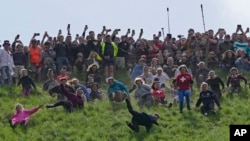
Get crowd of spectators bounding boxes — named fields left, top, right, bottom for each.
left=1, top=24, right=249, bottom=116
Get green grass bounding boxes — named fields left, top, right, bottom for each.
left=1, top=69, right=250, bottom=141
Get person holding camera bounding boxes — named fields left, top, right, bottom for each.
left=53, top=34, right=71, bottom=74
left=40, top=41, right=56, bottom=81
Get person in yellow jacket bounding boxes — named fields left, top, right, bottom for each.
left=100, top=35, right=118, bottom=78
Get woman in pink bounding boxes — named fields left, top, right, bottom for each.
left=9, top=104, right=43, bottom=128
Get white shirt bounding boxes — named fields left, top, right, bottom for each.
left=0, top=48, right=15, bottom=69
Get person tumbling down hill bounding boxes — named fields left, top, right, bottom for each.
left=196, top=82, right=222, bottom=116
left=107, top=77, right=129, bottom=102
left=125, top=98, right=159, bottom=133
left=46, top=77, right=85, bottom=113
left=9, top=104, right=43, bottom=128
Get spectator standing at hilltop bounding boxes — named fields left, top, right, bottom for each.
left=100, top=35, right=118, bottom=78
left=218, top=35, right=233, bottom=57
left=0, top=40, right=15, bottom=85
left=12, top=43, right=27, bottom=85
left=29, top=34, right=42, bottom=81
left=53, top=34, right=71, bottom=73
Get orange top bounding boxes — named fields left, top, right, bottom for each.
left=29, top=46, right=41, bottom=64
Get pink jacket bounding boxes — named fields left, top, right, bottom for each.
left=11, top=107, right=39, bottom=125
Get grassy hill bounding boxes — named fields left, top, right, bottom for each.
left=0, top=69, right=250, bottom=141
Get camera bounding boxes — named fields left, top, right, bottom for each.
left=106, top=29, right=111, bottom=32
left=237, top=24, right=241, bottom=28
left=177, top=35, right=183, bottom=38
left=167, top=34, right=172, bottom=39
left=117, top=29, right=121, bottom=31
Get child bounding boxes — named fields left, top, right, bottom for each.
left=18, top=69, right=36, bottom=96
left=151, top=78, right=172, bottom=108
left=196, top=82, right=222, bottom=116
left=9, top=104, right=43, bottom=128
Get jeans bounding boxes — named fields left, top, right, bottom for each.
left=178, top=89, right=190, bottom=112
left=56, top=57, right=70, bottom=73
left=0, top=66, right=12, bottom=85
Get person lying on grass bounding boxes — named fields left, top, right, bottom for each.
left=46, top=77, right=85, bottom=112
left=9, top=103, right=43, bottom=128
left=125, top=98, right=159, bottom=133
left=196, top=82, right=222, bottom=116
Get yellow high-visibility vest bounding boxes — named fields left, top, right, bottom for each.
left=100, top=42, right=118, bottom=56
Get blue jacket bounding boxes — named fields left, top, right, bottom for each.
left=75, top=84, right=90, bottom=101
left=108, top=80, right=129, bottom=96
left=131, top=65, right=143, bottom=81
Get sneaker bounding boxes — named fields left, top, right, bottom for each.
left=187, top=105, right=191, bottom=110
left=204, top=113, right=208, bottom=116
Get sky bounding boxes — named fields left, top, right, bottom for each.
left=1, top=0, right=250, bottom=45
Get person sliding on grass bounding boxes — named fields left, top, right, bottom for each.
left=125, top=98, right=159, bottom=133
left=196, top=82, right=222, bottom=116
left=46, top=77, right=85, bottom=112
left=9, top=103, right=43, bottom=128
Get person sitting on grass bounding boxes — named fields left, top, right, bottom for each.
left=46, top=78, right=85, bottom=113
left=196, top=82, right=222, bottom=116
left=134, top=77, right=153, bottom=109
left=18, top=69, right=36, bottom=96
left=125, top=98, right=159, bottom=133
left=85, top=63, right=101, bottom=85
left=226, top=67, right=247, bottom=94
left=43, top=68, right=58, bottom=91
left=9, top=103, right=43, bottom=128
left=151, top=78, right=172, bottom=108
left=56, top=66, right=70, bottom=83
left=107, top=77, right=129, bottom=102
left=70, top=78, right=90, bottom=101
left=89, top=83, right=105, bottom=102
